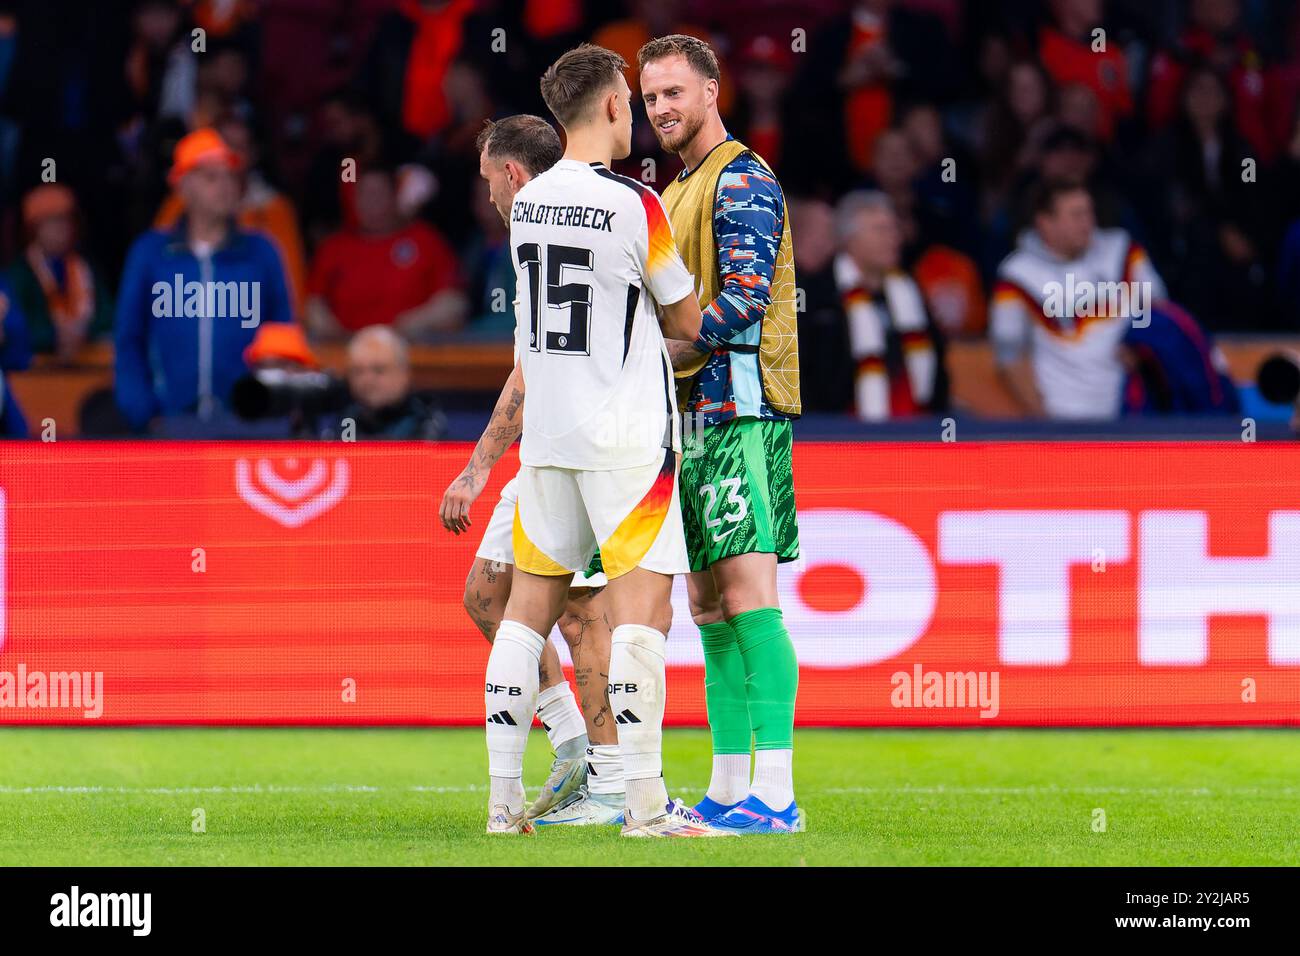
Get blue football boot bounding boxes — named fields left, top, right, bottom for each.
left=710, top=795, right=806, bottom=834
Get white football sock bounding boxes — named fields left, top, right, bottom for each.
left=608, top=624, right=669, bottom=821
left=489, top=774, right=525, bottom=812
left=485, top=620, right=544, bottom=813
left=749, top=749, right=794, bottom=810
left=706, top=753, right=750, bottom=806
left=584, top=744, right=625, bottom=796
left=536, top=681, right=588, bottom=758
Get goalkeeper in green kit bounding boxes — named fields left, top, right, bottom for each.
left=638, top=34, right=804, bottom=833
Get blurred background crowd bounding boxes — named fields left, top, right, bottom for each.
left=1, top=0, right=1300, bottom=438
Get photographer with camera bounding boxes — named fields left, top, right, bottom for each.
left=320, top=326, right=446, bottom=441
left=230, top=323, right=346, bottom=437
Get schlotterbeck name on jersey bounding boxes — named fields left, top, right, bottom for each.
left=511, top=200, right=616, bottom=231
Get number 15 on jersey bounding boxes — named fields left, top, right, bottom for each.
left=516, top=242, right=595, bottom=356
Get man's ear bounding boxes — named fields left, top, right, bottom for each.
left=606, top=88, right=621, bottom=124
left=704, top=77, right=719, bottom=109
left=504, top=159, right=523, bottom=188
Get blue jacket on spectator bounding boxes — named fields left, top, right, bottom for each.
left=0, top=275, right=31, bottom=438
left=1, top=274, right=31, bottom=373
left=1122, top=301, right=1239, bottom=415
left=0, top=371, right=28, bottom=438
left=114, top=219, right=291, bottom=430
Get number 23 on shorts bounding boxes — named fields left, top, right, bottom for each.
left=700, top=477, right=748, bottom=544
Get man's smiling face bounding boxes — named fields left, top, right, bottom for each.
left=640, top=53, right=712, bottom=154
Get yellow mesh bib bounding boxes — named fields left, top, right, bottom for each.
left=661, top=139, right=801, bottom=417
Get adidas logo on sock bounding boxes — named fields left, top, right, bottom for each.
left=614, top=709, right=640, bottom=725
left=487, top=710, right=517, bottom=726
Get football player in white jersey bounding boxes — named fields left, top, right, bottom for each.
left=440, top=115, right=626, bottom=832
left=483, top=43, right=723, bottom=837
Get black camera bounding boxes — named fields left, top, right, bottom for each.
left=230, top=368, right=349, bottom=435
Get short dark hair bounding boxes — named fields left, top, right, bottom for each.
left=539, top=43, right=627, bottom=127
left=637, top=34, right=721, bottom=83
left=1030, top=178, right=1089, bottom=218
left=476, top=115, right=563, bottom=177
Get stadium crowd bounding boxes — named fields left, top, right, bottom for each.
left=1, top=0, right=1298, bottom=436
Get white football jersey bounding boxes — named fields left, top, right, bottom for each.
left=992, top=228, right=1167, bottom=420
left=509, top=159, right=695, bottom=470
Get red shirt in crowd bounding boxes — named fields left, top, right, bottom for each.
left=1039, top=26, right=1133, bottom=141
left=309, top=221, right=460, bottom=331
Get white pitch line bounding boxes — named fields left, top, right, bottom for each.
left=0, top=784, right=478, bottom=795
left=0, top=784, right=1296, bottom=797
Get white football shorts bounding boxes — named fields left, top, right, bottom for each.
left=475, top=475, right=611, bottom=588
left=512, top=449, right=688, bottom=581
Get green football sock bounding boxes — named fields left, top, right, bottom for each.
left=729, top=607, right=798, bottom=751
left=699, top=620, right=752, bottom=755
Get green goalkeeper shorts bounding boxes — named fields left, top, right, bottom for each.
left=679, top=416, right=800, bottom=572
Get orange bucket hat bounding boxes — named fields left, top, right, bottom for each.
left=243, top=323, right=319, bottom=369
left=168, top=128, right=243, bottom=185
left=22, top=184, right=76, bottom=227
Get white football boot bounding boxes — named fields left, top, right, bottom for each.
left=621, top=798, right=736, bottom=838
left=486, top=803, right=535, bottom=835
left=524, top=754, right=587, bottom=821
left=534, top=786, right=625, bottom=827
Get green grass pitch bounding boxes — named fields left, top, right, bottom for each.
left=1, top=727, right=1296, bottom=866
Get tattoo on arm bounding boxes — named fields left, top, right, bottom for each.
left=665, top=338, right=706, bottom=372
left=462, top=376, right=525, bottom=483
